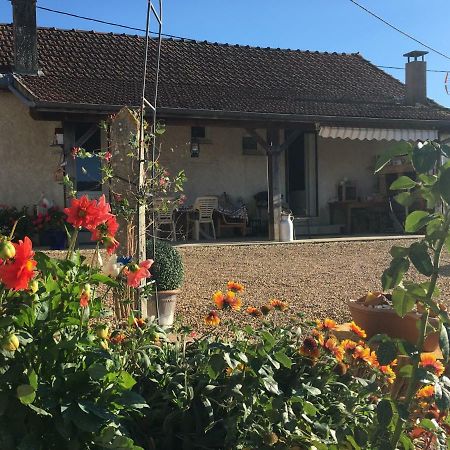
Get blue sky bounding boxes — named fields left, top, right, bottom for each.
left=2, top=0, right=450, bottom=107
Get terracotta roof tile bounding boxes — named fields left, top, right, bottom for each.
left=1, top=24, right=449, bottom=121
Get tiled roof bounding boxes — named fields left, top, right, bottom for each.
left=1, top=24, right=450, bottom=122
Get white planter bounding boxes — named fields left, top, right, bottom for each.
left=145, top=290, right=179, bottom=326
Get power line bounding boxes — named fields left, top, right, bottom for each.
left=348, top=0, right=450, bottom=61
left=36, top=5, right=193, bottom=41
left=33, top=2, right=450, bottom=74
left=377, top=65, right=449, bottom=74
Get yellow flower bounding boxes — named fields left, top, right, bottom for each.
left=204, top=310, right=220, bottom=326
left=269, top=299, right=288, bottom=311
left=349, top=321, right=367, bottom=339
left=380, top=365, right=396, bottom=384
left=316, top=318, right=337, bottom=331
left=341, top=339, right=357, bottom=351
left=416, top=385, right=434, bottom=399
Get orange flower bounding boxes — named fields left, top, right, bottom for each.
left=205, top=310, right=220, bottom=326
left=110, top=332, right=126, bottom=345
left=64, top=194, right=112, bottom=230
left=420, top=353, right=445, bottom=377
left=353, top=345, right=371, bottom=361
left=246, top=306, right=262, bottom=317
left=227, top=281, right=244, bottom=293
left=410, top=427, right=426, bottom=440
left=349, top=321, right=367, bottom=339
left=269, top=299, right=288, bottom=311
left=366, top=350, right=379, bottom=368
left=380, top=365, right=396, bottom=384
left=214, top=291, right=241, bottom=310
left=341, top=339, right=357, bottom=351
left=299, top=336, right=320, bottom=359
left=133, top=317, right=146, bottom=328
left=324, top=337, right=344, bottom=361
left=213, top=291, right=225, bottom=308
left=316, top=318, right=337, bottom=331
left=416, top=385, right=434, bottom=399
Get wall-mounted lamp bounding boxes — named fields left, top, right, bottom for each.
left=51, top=127, right=64, bottom=147
left=190, top=139, right=200, bottom=158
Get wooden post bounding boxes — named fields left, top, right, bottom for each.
left=110, top=108, right=144, bottom=318
left=267, top=128, right=282, bottom=241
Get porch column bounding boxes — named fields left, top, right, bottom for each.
left=267, top=128, right=282, bottom=241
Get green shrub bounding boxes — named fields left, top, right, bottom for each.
left=147, top=239, right=184, bottom=291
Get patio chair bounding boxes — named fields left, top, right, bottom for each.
left=188, top=196, right=218, bottom=240
left=153, top=198, right=177, bottom=241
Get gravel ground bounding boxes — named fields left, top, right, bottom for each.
left=46, top=238, right=450, bottom=332
left=175, top=238, right=450, bottom=331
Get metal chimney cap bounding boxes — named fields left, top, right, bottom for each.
left=403, top=50, right=428, bottom=61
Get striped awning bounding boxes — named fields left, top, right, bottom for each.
left=319, top=126, right=438, bottom=142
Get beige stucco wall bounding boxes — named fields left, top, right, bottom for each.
left=0, top=92, right=63, bottom=209
left=158, top=125, right=283, bottom=216
left=317, top=137, right=392, bottom=224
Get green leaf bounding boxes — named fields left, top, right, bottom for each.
left=116, top=371, right=136, bottom=390
left=375, top=142, right=412, bottom=173
left=90, top=273, right=120, bottom=287
left=392, top=287, right=416, bottom=318
left=390, top=176, right=417, bottom=190
left=440, top=166, right=450, bottom=205
left=409, top=242, right=433, bottom=276
left=302, top=383, right=321, bottom=396
left=274, top=351, right=292, bottom=369
left=377, top=340, right=398, bottom=365
left=263, top=376, right=280, bottom=394
left=377, top=399, right=393, bottom=427
left=439, top=325, right=450, bottom=363
left=303, top=400, right=318, bottom=416
left=382, top=258, right=409, bottom=290
left=394, top=192, right=414, bottom=207
left=16, top=384, right=36, bottom=405
left=412, top=142, right=438, bottom=173
left=208, top=354, right=225, bottom=380
left=88, top=363, right=108, bottom=380
left=405, top=211, right=433, bottom=233
left=28, top=370, right=38, bottom=390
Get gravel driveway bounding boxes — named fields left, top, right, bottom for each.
left=175, top=238, right=450, bottom=331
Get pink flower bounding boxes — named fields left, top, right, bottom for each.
left=124, top=260, right=153, bottom=287
left=104, top=151, right=112, bottom=162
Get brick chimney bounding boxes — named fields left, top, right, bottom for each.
left=403, top=50, right=428, bottom=105
left=12, top=0, right=38, bottom=75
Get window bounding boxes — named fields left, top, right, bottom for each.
left=191, top=126, right=206, bottom=139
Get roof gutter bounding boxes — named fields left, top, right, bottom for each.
left=27, top=103, right=450, bottom=129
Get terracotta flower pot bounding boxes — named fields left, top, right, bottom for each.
left=145, top=290, right=180, bottom=326
left=348, top=300, right=440, bottom=352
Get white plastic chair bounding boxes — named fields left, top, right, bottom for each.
left=189, top=196, right=218, bottom=240
left=153, top=198, right=177, bottom=241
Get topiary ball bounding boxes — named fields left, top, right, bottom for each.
left=147, top=239, right=184, bottom=291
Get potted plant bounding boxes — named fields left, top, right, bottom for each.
left=33, top=206, right=67, bottom=249
left=348, top=291, right=440, bottom=352
left=145, top=238, right=184, bottom=326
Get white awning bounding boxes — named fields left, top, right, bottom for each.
left=319, top=126, right=438, bottom=142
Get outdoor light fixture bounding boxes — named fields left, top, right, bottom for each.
left=190, top=139, right=200, bottom=158
left=51, top=128, right=64, bottom=147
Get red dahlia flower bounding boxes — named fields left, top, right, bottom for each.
left=91, top=216, right=119, bottom=254
left=64, top=195, right=112, bottom=230
left=124, top=260, right=153, bottom=287
left=0, top=237, right=36, bottom=291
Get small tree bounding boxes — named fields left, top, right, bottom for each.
left=373, top=140, right=450, bottom=448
